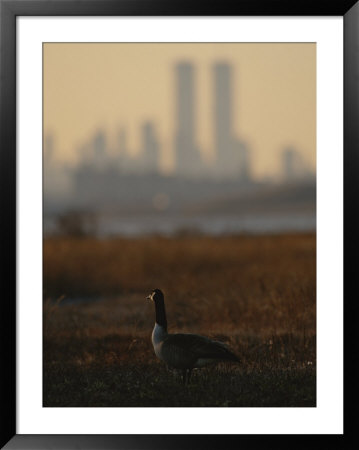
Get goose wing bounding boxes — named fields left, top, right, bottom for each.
left=162, top=333, right=239, bottom=367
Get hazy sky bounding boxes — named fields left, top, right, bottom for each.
left=44, top=43, right=316, bottom=179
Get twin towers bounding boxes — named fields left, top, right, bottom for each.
left=175, top=62, right=250, bottom=180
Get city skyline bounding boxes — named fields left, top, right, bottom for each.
left=45, top=119, right=312, bottom=183
left=44, top=43, right=316, bottom=180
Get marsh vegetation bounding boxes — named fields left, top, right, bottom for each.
left=43, top=233, right=316, bottom=407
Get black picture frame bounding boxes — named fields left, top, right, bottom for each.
left=1, top=0, right=357, bottom=448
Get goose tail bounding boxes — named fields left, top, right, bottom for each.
left=222, top=348, right=241, bottom=364
left=210, top=340, right=241, bottom=364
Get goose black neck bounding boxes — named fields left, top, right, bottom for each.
left=154, top=298, right=167, bottom=330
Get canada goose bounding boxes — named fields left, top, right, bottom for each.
left=147, top=288, right=240, bottom=384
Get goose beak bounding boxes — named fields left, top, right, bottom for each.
left=146, top=294, right=152, bottom=301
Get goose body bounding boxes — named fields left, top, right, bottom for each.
left=148, top=289, right=240, bottom=383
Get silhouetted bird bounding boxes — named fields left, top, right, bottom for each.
left=147, top=288, right=240, bottom=384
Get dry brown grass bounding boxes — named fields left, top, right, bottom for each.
left=43, top=233, right=316, bottom=407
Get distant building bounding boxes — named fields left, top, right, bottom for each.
left=213, top=63, right=234, bottom=177
left=141, top=121, right=160, bottom=174
left=232, top=138, right=251, bottom=182
left=91, top=130, right=108, bottom=170
left=174, top=62, right=202, bottom=177
left=282, top=146, right=313, bottom=181
left=117, top=127, right=132, bottom=173
left=43, top=133, right=72, bottom=202
left=44, top=133, right=54, bottom=159
left=118, top=127, right=127, bottom=156
left=213, top=62, right=251, bottom=182
left=283, top=147, right=296, bottom=180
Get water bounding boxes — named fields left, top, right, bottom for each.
left=44, top=211, right=316, bottom=237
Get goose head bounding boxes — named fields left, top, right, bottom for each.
left=147, top=288, right=167, bottom=330
left=147, top=288, right=164, bottom=303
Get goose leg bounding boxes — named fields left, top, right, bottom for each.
left=182, top=369, right=187, bottom=385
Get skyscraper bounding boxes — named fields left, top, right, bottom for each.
left=92, top=130, right=107, bottom=170
left=233, top=138, right=251, bottom=182
left=44, top=133, right=54, bottom=159
left=174, top=62, right=202, bottom=177
left=282, top=146, right=311, bottom=181
left=117, top=127, right=130, bottom=173
left=141, top=121, right=160, bottom=174
left=213, top=62, right=234, bottom=177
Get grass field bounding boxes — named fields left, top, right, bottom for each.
left=43, top=233, right=316, bottom=407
